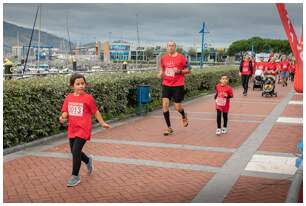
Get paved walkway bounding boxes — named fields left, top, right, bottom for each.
left=3, top=81, right=303, bottom=203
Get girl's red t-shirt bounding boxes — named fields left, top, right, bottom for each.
left=61, top=92, right=97, bottom=140
left=265, top=62, right=277, bottom=76
left=215, top=83, right=233, bottom=113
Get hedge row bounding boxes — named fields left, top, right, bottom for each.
left=4, top=66, right=240, bottom=148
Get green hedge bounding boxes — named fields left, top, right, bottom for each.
left=3, top=66, right=239, bottom=148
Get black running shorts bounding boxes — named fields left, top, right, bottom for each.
left=162, top=85, right=185, bottom=103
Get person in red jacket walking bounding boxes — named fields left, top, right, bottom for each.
left=215, top=75, right=234, bottom=135
left=60, top=73, right=110, bottom=187
left=239, top=55, right=253, bottom=96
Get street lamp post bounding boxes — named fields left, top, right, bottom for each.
left=199, top=21, right=209, bottom=69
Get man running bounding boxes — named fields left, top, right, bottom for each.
left=159, top=41, right=191, bottom=136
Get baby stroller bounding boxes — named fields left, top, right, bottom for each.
left=262, top=75, right=277, bottom=97
left=253, top=70, right=264, bottom=90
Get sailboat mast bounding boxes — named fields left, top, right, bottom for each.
left=23, top=5, right=39, bottom=73
left=37, top=4, right=41, bottom=70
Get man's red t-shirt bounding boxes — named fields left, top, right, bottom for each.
left=61, top=92, right=97, bottom=140
left=280, top=61, right=290, bottom=72
left=265, top=62, right=277, bottom=76
left=160, top=53, right=187, bottom=86
left=215, top=83, right=233, bottom=113
left=255, top=62, right=266, bottom=71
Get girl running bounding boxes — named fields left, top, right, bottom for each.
left=59, top=73, right=110, bottom=187
left=215, top=75, right=234, bottom=136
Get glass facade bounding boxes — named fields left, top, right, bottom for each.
left=110, top=44, right=130, bottom=61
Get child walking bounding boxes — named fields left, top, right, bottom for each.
left=59, top=73, right=110, bottom=187
left=214, top=75, right=234, bottom=136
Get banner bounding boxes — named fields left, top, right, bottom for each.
left=276, top=3, right=303, bottom=93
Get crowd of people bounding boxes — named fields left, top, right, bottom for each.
left=242, top=53, right=296, bottom=92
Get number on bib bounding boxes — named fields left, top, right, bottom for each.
left=68, top=102, right=84, bottom=117
left=216, top=97, right=226, bottom=106
left=242, top=67, right=249, bottom=73
left=165, top=68, right=176, bottom=77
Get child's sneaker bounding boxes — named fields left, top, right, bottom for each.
left=221, top=128, right=227, bottom=134
left=67, top=175, right=80, bottom=187
left=216, top=128, right=222, bottom=136
left=86, top=155, right=94, bottom=176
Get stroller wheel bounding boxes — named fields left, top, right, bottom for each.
left=274, top=92, right=277, bottom=97
left=262, top=92, right=264, bottom=97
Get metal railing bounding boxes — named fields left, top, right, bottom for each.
left=3, top=67, right=159, bottom=80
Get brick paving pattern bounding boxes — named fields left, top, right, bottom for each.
left=3, top=82, right=302, bottom=203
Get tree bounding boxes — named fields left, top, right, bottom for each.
left=187, top=47, right=197, bottom=57
left=144, top=47, right=154, bottom=61
left=217, top=49, right=225, bottom=62
left=204, top=50, right=210, bottom=61
left=176, top=47, right=184, bottom=54
left=227, top=36, right=291, bottom=56
left=159, top=47, right=167, bottom=56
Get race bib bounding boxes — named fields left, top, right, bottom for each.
left=68, top=102, right=84, bottom=117
left=242, top=67, right=249, bottom=73
left=165, top=67, right=176, bottom=77
left=216, top=97, right=226, bottom=106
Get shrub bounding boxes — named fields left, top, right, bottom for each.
left=3, top=66, right=239, bottom=148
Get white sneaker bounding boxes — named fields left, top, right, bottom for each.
left=216, top=128, right=222, bottom=136
left=222, top=128, right=227, bottom=134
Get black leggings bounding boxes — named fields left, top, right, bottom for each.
left=290, top=73, right=295, bottom=82
left=241, top=75, right=250, bottom=93
left=69, top=137, right=89, bottom=176
left=217, top=110, right=228, bottom=129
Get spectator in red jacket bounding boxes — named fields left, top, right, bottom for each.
left=239, top=55, right=253, bottom=96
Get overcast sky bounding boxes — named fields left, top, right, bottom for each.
left=3, top=3, right=303, bottom=48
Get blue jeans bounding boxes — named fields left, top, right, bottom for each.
left=281, top=71, right=289, bottom=78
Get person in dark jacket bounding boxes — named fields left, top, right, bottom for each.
left=239, top=55, right=253, bottom=96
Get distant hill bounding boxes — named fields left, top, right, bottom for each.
left=3, top=21, right=74, bottom=55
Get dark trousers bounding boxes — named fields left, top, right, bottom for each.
left=217, top=110, right=228, bottom=129
left=69, top=137, right=89, bottom=176
left=241, top=75, right=250, bottom=94
left=290, top=73, right=295, bottom=82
